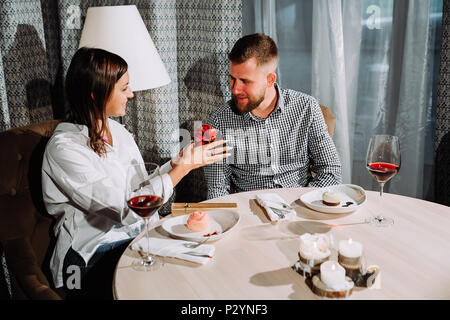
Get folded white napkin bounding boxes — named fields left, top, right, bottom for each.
left=131, top=237, right=215, bottom=264
left=256, top=193, right=296, bottom=221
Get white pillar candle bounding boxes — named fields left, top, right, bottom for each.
left=339, top=238, right=363, bottom=258
left=320, top=261, right=346, bottom=289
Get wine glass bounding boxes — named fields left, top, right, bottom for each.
left=365, top=135, right=401, bottom=227
left=125, top=162, right=165, bottom=271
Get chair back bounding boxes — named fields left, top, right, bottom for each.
left=319, top=105, right=335, bottom=137
left=0, top=120, right=63, bottom=299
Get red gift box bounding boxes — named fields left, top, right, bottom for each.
left=194, top=124, right=218, bottom=146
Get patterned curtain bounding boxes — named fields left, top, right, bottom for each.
left=435, top=0, right=450, bottom=205
left=173, top=1, right=241, bottom=202
left=0, top=0, right=242, bottom=207
left=0, top=1, right=58, bottom=129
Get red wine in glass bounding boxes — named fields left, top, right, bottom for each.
left=365, top=135, right=401, bottom=227
left=367, top=162, right=400, bottom=184
left=127, top=195, right=163, bottom=218
left=125, top=162, right=165, bottom=271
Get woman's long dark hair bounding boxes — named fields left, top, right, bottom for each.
left=65, top=47, right=128, bottom=156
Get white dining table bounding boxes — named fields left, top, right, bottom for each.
left=113, top=187, right=450, bottom=300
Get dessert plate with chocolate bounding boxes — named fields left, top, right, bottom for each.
left=300, top=184, right=366, bottom=214
left=161, top=210, right=240, bottom=241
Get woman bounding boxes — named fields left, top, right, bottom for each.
left=41, top=47, right=228, bottom=299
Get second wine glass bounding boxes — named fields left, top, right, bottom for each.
left=365, top=135, right=401, bottom=227
left=126, top=162, right=165, bottom=271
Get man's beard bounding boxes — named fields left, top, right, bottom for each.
left=233, top=91, right=265, bottom=114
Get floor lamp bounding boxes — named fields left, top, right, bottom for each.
left=78, top=5, right=171, bottom=123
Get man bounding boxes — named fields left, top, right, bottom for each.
left=204, top=33, right=341, bottom=199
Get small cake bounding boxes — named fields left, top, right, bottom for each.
left=322, top=191, right=341, bottom=206
left=186, top=210, right=210, bottom=232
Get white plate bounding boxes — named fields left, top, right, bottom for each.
left=300, top=184, right=366, bottom=214
left=161, top=210, right=240, bottom=241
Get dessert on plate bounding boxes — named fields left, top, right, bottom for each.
left=186, top=210, right=210, bottom=232
left=322, top=191, right=342, bottom=206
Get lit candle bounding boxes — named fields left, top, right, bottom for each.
left=320, top=261, right=346, bottom=289
left=338, top=238, right=363, bottom=258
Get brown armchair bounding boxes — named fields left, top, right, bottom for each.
left=0, top=120, right=63, bottom=299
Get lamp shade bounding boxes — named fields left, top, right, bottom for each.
left=79, top=5, right=170, bottom=91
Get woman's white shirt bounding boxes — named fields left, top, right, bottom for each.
left=42, top=118, right=173, bottom=288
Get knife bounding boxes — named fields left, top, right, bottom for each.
left=183, top=251, right=213, bottom=258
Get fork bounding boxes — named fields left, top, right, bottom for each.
left=183, top=238, right=208, bottom=249
left=266, top=205, right=292, bottom=213
left=272, top=201, right=293, bottom=211
left=271, top=207, right=286, bottom=219
left=264, top=200, right=293, bottom=212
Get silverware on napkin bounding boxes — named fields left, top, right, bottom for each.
left=267, top=201, right=294, bottom=211
left=270, top=207, right=286, bottom=219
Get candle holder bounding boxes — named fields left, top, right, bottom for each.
left=338, top=253, right=362, bottom=280
left=292, top=256, right=355, bottom=298
left=338, top=253, right=380, bottom=288
left=294, top=236, right=381, bottom=296
left=293, top=252, right=329, bottom=278
left=310, top=275, right=354, bottom=299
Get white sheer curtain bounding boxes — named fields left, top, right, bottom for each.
left=243, top=0, right=442, bottom=200
left=390, top=1, right=441, bottom=197
left=311, top=0, right=362, bottom=184
left=252, top=0, right=281, bottom=82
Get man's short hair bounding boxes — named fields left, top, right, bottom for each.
left=228, top=33, right=278, bottom=66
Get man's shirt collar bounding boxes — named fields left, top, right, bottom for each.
left=245, top=83, right=283, bottom=123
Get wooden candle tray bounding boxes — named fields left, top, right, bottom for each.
left=311, top=275, right=354, bottom=298
left=293, top=259, right=381, bottom=298
left=292, top=262, right=354, bottom=298
left=341, top=264, right=381, bottom=288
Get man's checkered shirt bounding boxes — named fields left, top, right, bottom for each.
left=204, top=84, right=342, bottom=199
